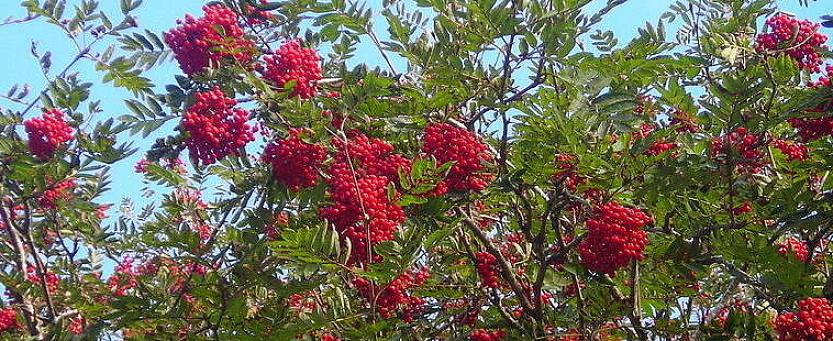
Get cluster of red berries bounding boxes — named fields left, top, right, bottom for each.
left=287, top=291, right=317, bottom=315
left=578, top=202, right=651, bottom=275
left=320, top=333, right=342, bottom=341
left=644, top=140, right=678, bottom=157
left=352, top=268, right=429, bottom=321
left=773, top=139, right=809, bottom=161
left=0, top=308, right=17, bottom=333
left=774, top=297, right=833, bottom=340
left=732, top=201, right=753, bottom=215
left=632, top=123, right=678, bottom=157
left=778, top=237, right=810, bottom=262
left=709, top=128, right=766, bottom=173
left=320, top=132, right=410, bottom=264
left=553, top=154, right=584, bottom=192
left=164, top=5, right=255, bottom=75
left=421, top=123, right=492, bottom=194
left=26, top=267, right=60, bottom=292
left=757, top=14, right=828, bottom=73
left=24, top=108, right=73, bottom=160
left=470, top=329, right=506, bottom=341
left=261, top=40, right=323, bottom=99
left=38, top=178, right=75, bottom=209
left=67, top=315, right=85, bottom=335
left=474, top=252, right=501, bottom=288
left=789, top=66, right=833, bottom=141
left=107, top=258, right=139, bottom=297
left=262, top=129, right=326, bottom=191
left=788, top=117, right=833, bottom=142
left=181, top=87, right=254, bottom=165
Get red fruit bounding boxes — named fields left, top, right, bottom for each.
left=352, top=268, right=429, bottom=321
left=709, top=127, right=766, bottom=174
left=470, top=328, right=506, bottom=341
left=421, top=123, right=492, bottom=194
left=261, top=40, right=322, bottom=99
left=24, top=108, right=73, bottom=160
left=320, top=132, right=410, bottom=264
left=0, top=308, right=18, bottom=332
left=756, top=14, right=828, bottom=73
left=67, top=315, right=85, bottom=335
left=164, top=4, right=255, bottom=75
left=553, top=154, right=584, bottom=191
left=262, top=129, right=326, bottom=191
left=773, top=139, right=809, bottom=161
left=578, top=202, right=651, bottom=276
left=774, top=298, right=833, bottom=340
left=181, top=87, right=254, bottom=165
left=37, top=178, right=75, bottom=209
left=474, top=252, right=501, bottom=288
left=778, top=237, right=810, bottom=262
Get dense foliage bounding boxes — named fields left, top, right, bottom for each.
left=1, top=0, right=833, bottom=340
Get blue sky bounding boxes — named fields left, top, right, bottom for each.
left=0, top=1, right=828, bottom=211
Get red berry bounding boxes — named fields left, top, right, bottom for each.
left=421, top=123, right=492, bottom=194
left=578, top=202, right=651, bottom=276
left=474, top=252, right=501, bottom=288
left=181, top=87, right=254, bottom=165
left=757, top=14, right=828, bottom=73
left=778, top=237, right=810, bottom=262
left=320, top=132, right=410, bottom=264
left=24, top=108, right=73, bottom=160
left=470, top=328, right=506, bottom=341
left=261, top=40, right=322, bottom=99
left=164, top=5, right=255, bottom=75
left=773, top=139, right=809, bottom=161
left=262, top=129, right=326, bottom=191
left=774, top=297, right=833, bottom=340
left=0, top=308, right=18, bottom=333
left=709, top=127, right=766, bottom=174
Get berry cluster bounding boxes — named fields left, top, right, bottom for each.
left=24, top=108, right=73, bottom=160
left=474, top=252, right=501, bottom=288
left=261, top=40, right=322, bottom=99
left=773, top=139, right=809, bottom=161
left=320, top=334, right=342, bottom=341
left=644, top=140, right=678, bottom=157
left=107, top=258, right=139, bottom=297
left=38, top=179, right=75, bottom=209
left=320, top=132, right=410, bottom=264
left=287, top=291, right=317, bottom=315
left=470, top=329, right=506, bottom=341
left=67, top=315, right=85, bottom=335
left=632, top=123, right=678, bottom=157
left=709, top=128, right=766, bottom=173
left=421, top=123, right=492, bottom=194
left=164, top=5, right=255, bottom=75
left=352, top=268, right=429, bottom=321
left=778, top=237, right=810, bottom=262
left=789, top=66, right=833, bottom=141
left=26, top=267, right=60, bottom=293
left=262, top=129, right=326, bottom=191
left=732, top=201, right=753, bottom=215
left=0, top=308, right=17, bottom=333
left=757, top=14, right=828, bottom=73
left=181, top=87, right=254, bottom=165
left=774, top=297, right=833, bottom=341
left=578, top=202, right=651, bottom=275
left=553, top=154, right=584, bottom=192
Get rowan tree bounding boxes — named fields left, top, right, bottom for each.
left=1, top=0, right=833, bottom=340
